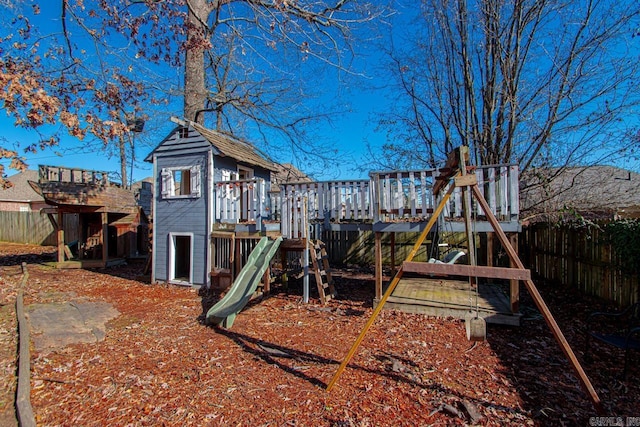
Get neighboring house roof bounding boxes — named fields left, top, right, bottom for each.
left=0, top=170, right=45, bottom=203
left=270, top=163, right=312, bottom=192
left=520, top=165, right=640, bottom=221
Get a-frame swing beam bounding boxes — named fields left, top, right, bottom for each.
left=402, top=261, right=531, bottom=281
left=470, top=183, right=602, bottom=413
left=326, top=159, right=603, bottom=415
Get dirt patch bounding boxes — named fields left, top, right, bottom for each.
left=27, top=301, right=120, bottom=352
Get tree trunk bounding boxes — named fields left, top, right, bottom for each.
left=119, top=135, right=128, bottom=189
left=184, top=0, right=209, bottom=124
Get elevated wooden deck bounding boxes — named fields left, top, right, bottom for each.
left=30, top=165, right=137, bottom=214
left=214, top=164, right=520, bottom=237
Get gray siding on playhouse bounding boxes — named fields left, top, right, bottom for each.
left=149, top=123, right=275, bottom=287
left=153, top=150, right=209, bottom=286
left=213, top=156, right=271, bottom=182
left=151, top=126, right=211, bottom=156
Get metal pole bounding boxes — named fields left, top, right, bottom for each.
left=303, top=197, right=309, bottom=303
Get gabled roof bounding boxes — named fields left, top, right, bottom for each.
left=0, top=170, right=45, bottom=203
left=145, top=119, right=278, bottom=172
left=190, top=122, right=278, bottom=172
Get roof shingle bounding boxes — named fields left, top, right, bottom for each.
left=191, top=123, right=278, bottom=172
left=0, top=170, right=44, bottom=202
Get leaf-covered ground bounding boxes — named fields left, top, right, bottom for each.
left=0, top=242, right=638, bottom=426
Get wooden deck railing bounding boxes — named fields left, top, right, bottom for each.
left=369, top=165, right=519, bottom=223
left=443, top=164, right=520, bottom=222
left=213, top=164, right=520, bottom=236
left=370, top=170, right=438, bottom=221
left=279, top=180, right=373, bottom=221
left=38, top=165, right=110, bottom=185
left=275, top=180, right=372, bottom=238
left=214, top=178, right=268, bottom=224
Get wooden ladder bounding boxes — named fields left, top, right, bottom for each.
left=309, top=240, right=336, bottom=304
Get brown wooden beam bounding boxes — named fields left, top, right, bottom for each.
left=46, top=213, right=58, bottom=229
left=509, top=233, right=520, bottom=313
left=57, top=211, right=65, bottom=263
left=402, top=261, right=531, bottom=281
left=470, top=184, right=603, bottom=414
left=374, top=232, right=382, bottom=301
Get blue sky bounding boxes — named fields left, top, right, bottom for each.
left=0, top=86, right=386, bottom=182
left=3, top=1, right=638, bottom=182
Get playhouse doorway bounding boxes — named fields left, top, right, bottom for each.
left=169, top=233, right=193, bottom=285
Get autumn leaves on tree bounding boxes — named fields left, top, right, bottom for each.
left=0, top=0, right=378, bottom=187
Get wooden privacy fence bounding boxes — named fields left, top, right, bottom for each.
left=0, top=212, right=79, bottom=246
left=320, top=230, right=437, bottom=266
left=0, top=211, right=56, bottom=245
left=522, top=223, right=639, bottom=307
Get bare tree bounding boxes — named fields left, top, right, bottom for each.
left=374, top=0, right=640, bottom=174
left=0, top=1, right=171, bottom=187
left=179, top=0, right=379, bottom=171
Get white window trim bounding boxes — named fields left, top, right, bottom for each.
left=168, top=232, right=194, bottom=286
left=161, top=165, right=201, bottom=199
left=237, top=165, right=254, bottom=179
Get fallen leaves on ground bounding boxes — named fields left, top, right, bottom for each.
left=0, top=243, right=638, bottom=426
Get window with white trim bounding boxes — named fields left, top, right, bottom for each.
left=161, top=165, right=201, bottom=199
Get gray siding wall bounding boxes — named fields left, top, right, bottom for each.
left=154, top=150, right=210, bottom=286
left=150, top=126, right=273, bottom=286
left=214, top=156, right=271, bottom=182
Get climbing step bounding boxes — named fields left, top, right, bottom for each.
left=309, top=240, right=336, bottom=304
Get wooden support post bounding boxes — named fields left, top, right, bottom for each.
left=101, top=212, right=108, bottom=266
left=280, top=247, right=288, bottom=288
left=486, top=232, right=494, bottom=269
left=374, top=232, right=382, bottom=301
left=263, top=266, right=271, bottom=294
left=390, top=233, right=396, bottom=273
left=234, top=237, right=241, bottom=280
left=78, top=214, right=84, bottom=260
left=509, top=233, right=520, bottom=313
left=57, top=211, right=65, bottom=263
left=470, top=184, right=602, bottom=414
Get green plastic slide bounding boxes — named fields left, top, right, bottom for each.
left=206, top=236, right=282, bottom=328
